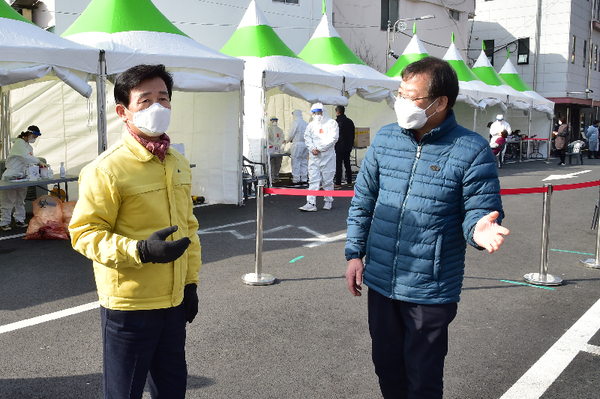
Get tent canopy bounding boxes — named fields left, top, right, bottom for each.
left=386, top=25, right=429, bottom=79
left=63, top=0, right=243, bottom=92
left=221, top=0, right=346, bottom=105
left=499, top=57, right=554, bottom=115
left=0, top=0, right=97, bottom=97
left=298, top=12, right=397, bottom=103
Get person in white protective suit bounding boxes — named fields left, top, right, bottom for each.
left=268, top=117, right=285, bottom=183
left=299, top=103, right=339, bottom=212
left=1, top=125, right=46, bottom=231
left=287, top=109, right=309, bottom=184
left=489, top=114, right=512, bottom=143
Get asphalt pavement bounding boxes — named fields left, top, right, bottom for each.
left=1, top=157, right=600, bottom=398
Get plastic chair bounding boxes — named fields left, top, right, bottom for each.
left=242, top=156, right=269, bottom=201
left=567, top=141, right=584, bottom=165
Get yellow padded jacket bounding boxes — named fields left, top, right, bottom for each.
left=69, top=134, right=202, bottom=311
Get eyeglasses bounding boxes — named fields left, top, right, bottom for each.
left=397, top=92, right=431, bottom=103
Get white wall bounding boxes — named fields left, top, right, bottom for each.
left=332, top=0, right=475, bottom=73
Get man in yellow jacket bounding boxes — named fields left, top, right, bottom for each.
left=69, top=64, right=201, bottom=399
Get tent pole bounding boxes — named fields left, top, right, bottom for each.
left=473, top=108, right=477, bottom=133
left=0, top=90, right=10, bottom=159
left=238, top=79, right=245, bottom=206
left=96, top=50, right=107, bottom=155
left=262, top=71, right=272, bottom=187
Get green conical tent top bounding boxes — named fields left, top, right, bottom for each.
left=471, top=48, right=506, bottom=86
left=61, top=0, right=187, bottom=37
left=220, top=0, right=298, bottom=59
left=386, top=23, right=428, bottom=77
left=442, top=33, right=479, bottom=82
left=499, top=54, right=533, bottom=92
left=298, top=13, right=364, bottom=66
left=0, top=1, right=34, bottom=24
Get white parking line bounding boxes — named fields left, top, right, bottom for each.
left=0, top=233, right=26, bottom=241
left=0, top=302, right=99, bottom=335
left=500, top=297, right=600, bottom=399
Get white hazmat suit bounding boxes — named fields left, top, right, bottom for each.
left=287, top=110, right=309, bottom=183
left=1, top=135, right=41, bottom=228
left=300, top=103, right=339, bottom=211
left=268, top=118, right=285, bottom=183
left=489, top=115, right=512, bottom=143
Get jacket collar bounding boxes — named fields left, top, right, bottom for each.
left=123, top=133, right=166, bottom=163
left=400, top=109, right=459, bottom=143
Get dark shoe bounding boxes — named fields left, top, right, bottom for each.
left=1, top=224, right=11, bottom=231
left=15, top=221, right=28, bottom=228
left=334, top=184, right=342, bottom=189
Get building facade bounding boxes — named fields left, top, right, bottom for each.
left=331, top=0, right=475, bottom=73
left=470, top=0, right=600, bottom=139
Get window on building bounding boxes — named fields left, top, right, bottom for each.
left=484, top=40, right=495, bottom=66
left=595, top=45, right=598, bottom=70
left=517, top=38, right=530, bottom=65
left=449, top=9, right=460, bottom=21
left=572, top=36, right=576, bottom=64
left=381, top=0, right=399, bottom=31
left=595, top=0, right=600, bottom=21
left=584, top=40, right=588, bottom=67
left=273, top=0, right=299, bottom=3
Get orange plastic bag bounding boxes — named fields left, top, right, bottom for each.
left=25, top=195, right=69, bottom=240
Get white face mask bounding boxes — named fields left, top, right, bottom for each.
left=271, top=121, right=278, bottom=127
left=313, top=114, right=323, bottom=123
left=395, top=96, right=439, bottom=130
left=29, top=137, right=37, bottom=144
left=127, top=102, right=171, bottom=137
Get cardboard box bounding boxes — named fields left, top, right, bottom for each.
left=354, top=127, right=370, bottom=148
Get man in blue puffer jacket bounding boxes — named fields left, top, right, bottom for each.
left=345, top=57, right=510, bottom=399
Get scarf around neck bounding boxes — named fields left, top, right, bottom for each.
left=126, top=123, right=170, bottom=162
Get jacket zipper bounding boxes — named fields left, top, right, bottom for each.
left=391, top=142, right=422, bottom=297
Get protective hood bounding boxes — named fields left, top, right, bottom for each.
left=292, top=109, right=303, bottom=120
left=311, top=103, right=330, bottom=122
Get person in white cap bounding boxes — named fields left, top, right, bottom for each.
left=299, top=103, right=339, bottom=211
left=268, top=117, right=285, bottom=183
left=287, top=110, right=309, bottom=184
left=1, top=125, right=46, bottom=231
left=489, top=114, right=512, bottom=144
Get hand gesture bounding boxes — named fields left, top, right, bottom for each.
left=137, top=226, right=191, bottom=263
left=473, top=211, right=510, bottom=253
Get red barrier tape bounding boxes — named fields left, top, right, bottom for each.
left=264, top=180, right=600, bottom=197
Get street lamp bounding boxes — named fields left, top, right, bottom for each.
left=386, top=15, right=435, bottom=71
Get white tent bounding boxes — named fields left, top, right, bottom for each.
left=221, top=1, right=347, bottom=169
left=0, top=1, right=99, bottom=159
left=13, top=0, right=245, bottom=204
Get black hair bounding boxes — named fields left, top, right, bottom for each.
left=114, top=64, right=173, bottom=107
left=594, top=120, right=599, bottom=125
left=18, top=125, right=40, bottom=140
left=401, top=57, right=459, bottom=109
left=335, top=105, right=345, bottom=114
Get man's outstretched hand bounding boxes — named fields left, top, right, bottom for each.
left=473, top=211, right=510, bottom=253
left=137, top=226, right=191, bottom=263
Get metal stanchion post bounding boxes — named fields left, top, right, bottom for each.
left=581, top=187, right=600, bottom=269
left=524, top=184, right=563, bottom=285
left=242, top=181, right=276, bottom=285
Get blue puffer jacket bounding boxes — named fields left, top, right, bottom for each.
left=345, top=110, right=503, bottom=304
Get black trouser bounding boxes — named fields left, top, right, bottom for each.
left=368, top=289, right=458, bottom=399
left=335, top=150, right=352, bottom=185
left=101, top=304, right=187, bottom=399
left=556, top=148, right=566, bottom=163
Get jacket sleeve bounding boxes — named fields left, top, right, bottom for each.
left=185, top=184, right=202, bottom=286
left=461, top=144, right=504, bottom=249
left=69, top=166, right=143, bottom=269
left=10, top=140, right=40, bottom=164
left=304, top=124, right=315, bottom=150
left=345, top=144, right=379, bottom=260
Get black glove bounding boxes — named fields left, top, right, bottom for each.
left=183, top=284, right=199, bottom=323
left=137, top=226, right=191, bottom=264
